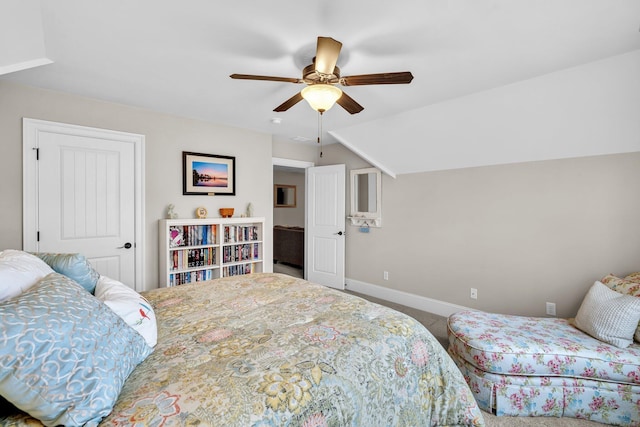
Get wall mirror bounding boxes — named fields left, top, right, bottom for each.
left=349, top=167, right=382, bottom=227
left=274, top=184, right=296, bottom=207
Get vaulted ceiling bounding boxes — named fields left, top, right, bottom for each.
left=2, top=0, right=640, bottom=176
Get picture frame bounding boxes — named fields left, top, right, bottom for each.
left=274, top=184, right=297, bottom=208
left=183, top=151, right=236, bottom=196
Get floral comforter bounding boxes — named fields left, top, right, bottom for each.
left=4, top=273, right=484, bottom=426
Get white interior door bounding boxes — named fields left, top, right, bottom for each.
left=305, top=164, right=345, bottom=289
left=23, top=119, right=144, bottom=289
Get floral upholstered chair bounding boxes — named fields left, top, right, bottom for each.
left=448, top=272, right=640, bottom=427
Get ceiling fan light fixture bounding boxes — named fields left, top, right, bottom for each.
left=301, top=84, right=342, bottom=113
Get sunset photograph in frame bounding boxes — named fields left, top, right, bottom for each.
left=183, top=151, right=236, bottom=195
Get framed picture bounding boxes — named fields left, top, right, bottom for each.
left=183, top=151, right=236, bottom=196
left=274, top=184, right=297, bottom=208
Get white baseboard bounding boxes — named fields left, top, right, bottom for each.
left=345, top=278, right=472, bottom=318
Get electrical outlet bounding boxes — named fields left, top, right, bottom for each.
left=470, top=288, right=478, bottom=300
left=383, top=271, right=389, bottom=280
left=546, top=302, right=556, bottom=316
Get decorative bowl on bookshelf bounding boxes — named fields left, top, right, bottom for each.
left=219, top=208, right=234, bottom=218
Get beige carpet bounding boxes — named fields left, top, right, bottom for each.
left=481, top=412, right=604, bottom=426
left=272, top=267, right=607, bottom=426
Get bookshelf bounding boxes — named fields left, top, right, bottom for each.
left=158, top=217, right=264, bottom=287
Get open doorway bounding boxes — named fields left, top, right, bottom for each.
left=272, top=158, right=313, bottom=279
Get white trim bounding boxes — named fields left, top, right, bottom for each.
left=134, top=135, right=145, bottom=290
left=0, top=58, right=53, bottom=76
left=272, top=157, right=314, bottom=169
left=23, top=122, right=39, bottom=250
left=22, top=118, right=146, bottom=291
left=329, top=131, right=396, bottom=179
left=272, top=157, right=315, bottom=281
left=348, top=167, right=382, bottom=227
left=345, top=277, right=473, bottom=318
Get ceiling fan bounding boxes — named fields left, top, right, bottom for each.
left=230, top=36, right=414, bottom=115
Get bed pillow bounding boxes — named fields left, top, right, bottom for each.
left=0, top=249, right=54, bottom=301
left=573, top=281, right=640, bottom=348
left=33, top=252, right=100, bottom=293
left=0, top=272, right=152, bottom=426
left=601, top=274, right=640, bottom=341
left=94, top=275, right=158, bottom=347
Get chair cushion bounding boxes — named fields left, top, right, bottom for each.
left=448, top=310, right=640, bottom=386
left=573, top=281, right=640, bottom=348
left=625, top=272, right=640, bottom=283
left=601, top=274, right=640, bottom=296
left=601, top=274, right=640, bottom=342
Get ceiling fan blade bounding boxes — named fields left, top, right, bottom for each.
left=230, top=74, right=302, bottom=84
left=336, top=91, right=364, bottom=114
left=274, top=92, right=304, bottom=112
left=341, top=71, right=414, bottom=86
left=315, top=37, right=342, bottom=77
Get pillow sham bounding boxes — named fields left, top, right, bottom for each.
left=573, top=281, right=640, bottom=348
left=33, top=252, right=100, bottom=293
left=94, top=275, right=158, bottom=347
left=0, top=272, right=152, bottom=426
left=0, top=249, right=54, bottom=302
left=601, top=274, right=640, bottom=341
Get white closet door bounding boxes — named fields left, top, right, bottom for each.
left=23, top=119, right=142, bottom=289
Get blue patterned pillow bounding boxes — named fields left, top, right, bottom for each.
left=33, top=252, right=100, bottom=293
left=0, top=272, right=152, bottom=425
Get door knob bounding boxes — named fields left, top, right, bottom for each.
left=334, top=231, right=344, bottom=236
left=117, top=242, right=133, bottom=249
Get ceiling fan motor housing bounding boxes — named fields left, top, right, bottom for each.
left=303, top=63, right=340, bottom=84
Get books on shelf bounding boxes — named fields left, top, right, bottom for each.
left=222, top=263, right=255, bottom=276
left=160, top=218, right=264, bottom=287
left=169, top=224, right=217, bottom=247
left=171, top=247, right=217, bottom=271
left=222, top=243, right=259, bottom=263
left=223, top=225, right=259, bottom=243
left=168, top=269, right=215, bottom=287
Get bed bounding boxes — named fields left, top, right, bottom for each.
left=0, top=250, right=484, bottom=426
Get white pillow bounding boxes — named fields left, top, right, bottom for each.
left=0, top=249, right=55, bottom=301
left=94, top=276, right=157, bottom=347
left=574, top=281, right=640, bottom=348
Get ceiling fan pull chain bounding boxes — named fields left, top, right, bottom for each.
left=318, top=111, right=323, bottom=158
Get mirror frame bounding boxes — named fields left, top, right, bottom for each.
left=349, top=167, right=382, bottom=227
left=274, top=184, right=297, bottom=208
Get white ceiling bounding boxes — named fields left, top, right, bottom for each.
left=2, top=0, right=640, bottom=175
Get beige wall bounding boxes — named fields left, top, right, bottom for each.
left=272, top=139, right=319, bottom=163
left=5, top=80, right=639, bottom=318
left=273, top=170, right=305, bottom=227
left=322, top=143, right=640, bottom=318
left=0, top=81, right=273, bottom=290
